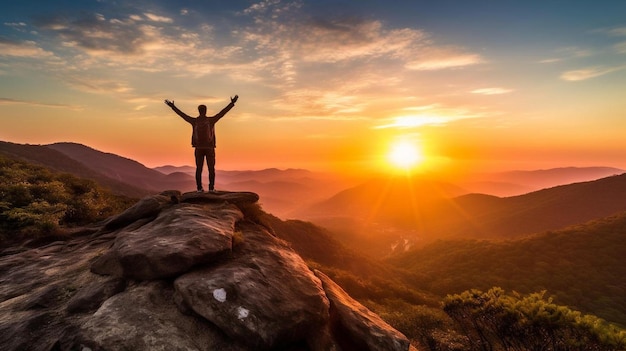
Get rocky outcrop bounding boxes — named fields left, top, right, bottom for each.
left=92, top=203, right=242, bottom=280
left=316, top=270, right=411, bottom=351
left=0, top=191, right=413, bottom=351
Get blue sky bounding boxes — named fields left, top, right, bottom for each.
left=1, top=0, right=625, bottom=174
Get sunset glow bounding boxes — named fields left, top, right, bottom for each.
left=0, top=1, right=625, bottom=175
left=387, top=139, right=424, bottom=171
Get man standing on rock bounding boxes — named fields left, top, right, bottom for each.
left=165, top=95, right=238, bottom=193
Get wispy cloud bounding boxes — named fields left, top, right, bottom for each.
left=0, top=97, right=81, bottom=109
left=405, top=50, right=484, bottom=71
left=62, top=76, right=134, bottom=94
left=374, top=115, right=449, bottom=129
left=373, top=107, right=481, bottom=129
left=560, top=65, right=625, bottom=81
left=0, top=38, right=55, bottom=58
left=614, top=41, right=626, bottom=54
left=599, top=26, right=626, bottom=37
left=143, top=13, right=174, bottom=23
left=34, top=12, right=164, bottom=55
left=539, top=46, right=594, bottom=64
left=471, top=88, right=513, bottom=95
left=4, top=22, right=29, bottom=33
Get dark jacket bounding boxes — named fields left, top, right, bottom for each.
left=171, top=102, right=235, bottom=148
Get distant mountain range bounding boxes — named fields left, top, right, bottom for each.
left=3, top=140, right=625, bottom=237
left=301, top=172, right=626, bottom=245
left=0, top=141, right=351, bottom=217
left=463, top=166, right=624, bottom=196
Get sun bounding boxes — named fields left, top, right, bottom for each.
left=387, top=139, right=424, bottom=170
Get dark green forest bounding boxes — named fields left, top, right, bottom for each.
left=387, top=214, right=626, bottom=328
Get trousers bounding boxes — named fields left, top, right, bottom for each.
left=194, top=148, right=216, bottom=191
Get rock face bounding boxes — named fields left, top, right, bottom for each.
left=0, top=191, right=413, bottom=351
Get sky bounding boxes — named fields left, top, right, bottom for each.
left=1, top=0, right=625, bottom=177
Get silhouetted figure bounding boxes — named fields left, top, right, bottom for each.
left=165, top=95, right=238, bottom=192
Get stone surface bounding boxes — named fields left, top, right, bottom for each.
left=315, top=270, right=411, bottom=351
left=181, top=191, right=260, bottom=206
left=0, top=191, right=416, bottom=351
left=74, top=281, right=247, bottom=351
left=93, top=203, right=242, bottom=280
left=174, top=222, right=331, bottom=350
left=66, top=277, right=126, bottom=313
left=104, top=193, right=174, bottom=230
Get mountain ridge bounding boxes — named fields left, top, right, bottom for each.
left=47, top=142, right=195, bottom=192
left=6, top=140, right=626, bottom=242
left=0, top=141, right=149, bottom=198
left=301, top=172, right=626, bottom=243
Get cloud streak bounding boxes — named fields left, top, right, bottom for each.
left=0, top=97, right=81, bottom=109
left=406, top=52, right=483, bottom=71
left=471, top=88, right=513, bottom=95
left=560, top=65, right=625, bottom=81
left=0, top=37, right=55, bottom=58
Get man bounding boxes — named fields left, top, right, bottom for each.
left=164, top=95, right=238, bottom=192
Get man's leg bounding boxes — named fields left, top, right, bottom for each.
left=207, top=148, right=216, bottom=191
left=194, top=148, right=205, bottom=191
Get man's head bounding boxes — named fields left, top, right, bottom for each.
left=198, top=105, right=207, bottom=116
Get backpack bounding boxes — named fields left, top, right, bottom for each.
left=194, top=118, right=214, bottom=147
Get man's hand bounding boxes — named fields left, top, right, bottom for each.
left=164, top=99, right=175, bottom=108
left=230, top=95, right=239, bottom=104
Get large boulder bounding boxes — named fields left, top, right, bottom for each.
left=315, top=270, right=411, bottom=351
left=174, top=222, right=332, bottom=350
left=92, top=203, right=242, bottom=280
left=104, top=193, right=175, bottom=230
left=75, top=281, right=247, bottom=351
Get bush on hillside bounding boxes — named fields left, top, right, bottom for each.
left=364, top=299, right=467, bottom=351
left=0, top=154, right=135, bottom=244
left=443, top=287, right=626, bottom=351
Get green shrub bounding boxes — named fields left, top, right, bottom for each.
left=443, top=287, right=626, bottom=351
left=0, top=154, right=135, bottom=245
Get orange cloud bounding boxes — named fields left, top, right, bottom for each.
left=471, top=88, right=513, bottom=95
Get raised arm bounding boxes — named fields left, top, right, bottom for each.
left=164, top=99, right=194, bottom=123
left=213, top=95, right=239, bottom=122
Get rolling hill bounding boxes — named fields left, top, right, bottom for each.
left=460, top=167, right=624, bottom=197
left=436, top=173, right=626, bottom=239
left=297, top=175, right=467, bottom=221
left=0, top=141, right=149, bottom=198
left=47, top=142, right=195, bottom=192
left=387, top=211, right=626, bottom=326
left=300, top=172, right=626, bottom=242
